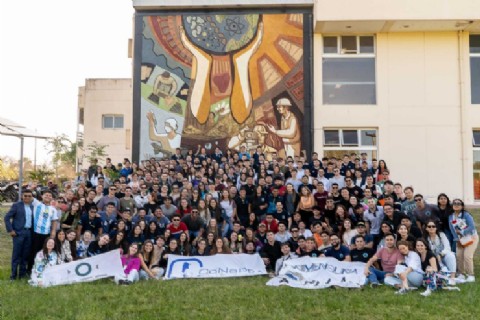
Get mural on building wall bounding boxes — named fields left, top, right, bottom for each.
left=137, top=12, right=310, bottom=160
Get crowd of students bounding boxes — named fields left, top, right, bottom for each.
left=4, top=148, right=478, bottom=293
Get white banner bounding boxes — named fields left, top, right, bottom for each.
left=165, top=254, right=267, bottom=279
left=267, top=257, right=366, bottom=289
left=41, top=249, right=124, bottom=287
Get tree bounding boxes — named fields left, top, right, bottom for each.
left=86, top=141, right=109, bottom=164
left=46, top=134, right=76, bottom=182
left=27, top=165, right=54, bottom=185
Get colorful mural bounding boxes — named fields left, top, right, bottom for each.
left=135, top=12, right=311, bottom=160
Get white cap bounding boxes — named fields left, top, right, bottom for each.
left=164, top=118, right=178, bottom=130
left=276, top=98, right=292, bottom=106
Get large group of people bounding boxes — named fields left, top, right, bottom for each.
left=4, top=148, right=478, bottom=293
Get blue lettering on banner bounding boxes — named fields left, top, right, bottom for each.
left=292, top=263, right=358, bottom=274
left=167, top=258, right=204, bottom=278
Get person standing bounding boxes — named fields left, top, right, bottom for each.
left=29, top=190, right=58, bottom=273
left=4, top=190, right=35, bottom=280
left=449, top=199, right=478, bottom=282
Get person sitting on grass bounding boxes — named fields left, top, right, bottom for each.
left=364, top=234, right=402, bottom=286
left=139, top=240, right=163, bottom=280
left=384, top=240, right=424, bottom=294
left=115, top=243, right=141, bottom=285
left=76, top=230, right=93, bottom=259
left=29, top=237, right=62, bottom=287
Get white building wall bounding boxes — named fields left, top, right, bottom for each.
left=314, top=32, right=475, bottom=202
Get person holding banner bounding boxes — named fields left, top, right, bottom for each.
left=29, top=238, right=62, bottom=287
left=323, top=234, right=351, bottom=262
left=115, top=243, right=141, bottom=285
left=275, top=242, right=298, bottom=275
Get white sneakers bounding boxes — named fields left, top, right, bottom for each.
left=420, top=289, right=432, bottom=297
left=457, top=274, right=466, bottom=281
left=465, top=275, right=476, bottom=283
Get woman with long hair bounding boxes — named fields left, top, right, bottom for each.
left=127, top=225, right=145, bottom=248
left=145, top=221, right=160, bottom=243
left=178, top=232, right=191, bottom=256
left=245, top=212, right=259, bottom=232
left=55, top=230, right=73, bottom=263
left=219, top=190, right=237, bottom=237
left=29, top=237, right=62, bottom=286
left=284, top=183, right=298, bottom=217
left=297, top=186, right=315, bottom=225
left=108, top=230, right=127, bottom=254
left=61, top=201, right=81, bottom=232
left=115, top=243, right=141, bottom=285
left=437, top=193, right=454, bottom=251
left=66, top=229, right=78, bottom=261
left=227, top=231, right=243, bottom=254
left=384, top=240, right=424, bottom=294
left=341, top=218, right=358, bottom=247
left=424, top=219, right=456, bottom=284
left=210, top=237, right=232, bottom=255
left=415, top=238, right=454, bottom=296
left=197, top=199, right=210, bottom=222
left=252, top=185, right=268, bottom=219
left=143, top=193, right=159, bottom=215
left=139, top=240, right=163, bottom=280
left=396, top=224, right=415, bottom=248
left=449, top=199, right=478, bottom=282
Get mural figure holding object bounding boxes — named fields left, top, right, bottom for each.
left=146, top=111, right=181, bottom=155
left=266, top=98, right=301, bottom=158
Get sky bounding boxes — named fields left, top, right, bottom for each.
left=0, top=0, right=134, bottom=166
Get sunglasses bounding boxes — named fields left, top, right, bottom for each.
left=414, top=198, right=422, bottom=202
left=172, top=219, right=180, bottom=222
left=452, top=202, right=462, bottom=206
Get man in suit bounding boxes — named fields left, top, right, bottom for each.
left=4, top=189, right=35, bottom=280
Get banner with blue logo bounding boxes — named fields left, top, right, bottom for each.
left=40, top=249, right=124, bottom=287
left=267, top=257, right=366, bottom=289
left=165, top=254, right=267, bottom=280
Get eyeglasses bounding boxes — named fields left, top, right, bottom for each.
left=426, top=225, right=436, bottom=228
left=414, top=198, right=422, bottom=202
left=110, top=188, right=117, bottom=191
left=191, top=211, right=199, bottom=213
left=452, top=202, right=462, bottom=206
left=172, top=219, right=180, bottom=221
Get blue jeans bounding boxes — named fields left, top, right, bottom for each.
left=11, top=229, right=32, bottom=279
left=367, top=267, right=388, bottom=284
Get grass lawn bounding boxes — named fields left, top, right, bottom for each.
left=0, top=205, right=479, bottom=320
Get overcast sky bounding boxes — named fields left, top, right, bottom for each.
left=0, top=0, right=134, bottom=165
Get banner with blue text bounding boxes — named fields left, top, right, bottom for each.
left=267, top=257, right=366, bottom=289
left=165, top=254, right=267, bottom=279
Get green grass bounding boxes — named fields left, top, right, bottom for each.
left=1, top=205, right=480, bottom=320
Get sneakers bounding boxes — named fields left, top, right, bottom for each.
left=420, top=289, right=432, bottom=297
left=395, top=288, right=407, bottom=295
left=448, top=278, right=456, bottom=286
left=465, top=275, right=475, bottom=283
left=457, top=274, right=466, bottom=281
left=370, top=282, right=380, bottom=288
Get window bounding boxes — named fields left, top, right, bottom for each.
left=102, top=115, right=124, bottom=129
left=323, top=128, right=378, bottom=159
left=470, top=35, right=480, bottom=104
left=322, top=35, right=376, bottom=105
left=473, top=130, right=480, bottom=200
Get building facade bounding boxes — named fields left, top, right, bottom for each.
left=78, top=0, right=480, bottom=203
left=77, top=79, right=133, bottom=168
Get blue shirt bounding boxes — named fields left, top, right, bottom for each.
left=324, top=245, right=351, bottom=261
left=24, top=204, right=33, bottom=228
